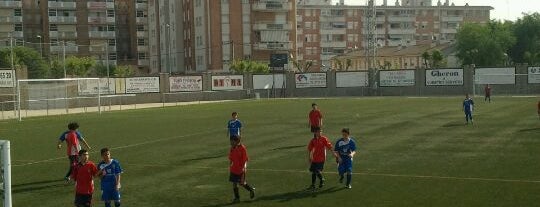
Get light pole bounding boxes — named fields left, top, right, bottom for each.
left=36, top=35, right=43, bottom=59
left=166, top=23, right=171, bottom=74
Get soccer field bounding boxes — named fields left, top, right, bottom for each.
left=1, top=97, right=540, bottom=207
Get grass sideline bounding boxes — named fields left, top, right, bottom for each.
left=1, top=97, right=540, bottom=206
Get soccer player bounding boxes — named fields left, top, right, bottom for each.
left=484, top=84, right=492, bottom=103
left=98, top=148, right=123, bottom=207
left=334, top=128, right=357, bottom=189
left=57, top=122, right=91, bottom=181
left=308, top=103, right=323, bottom=133
left=537, top=100, right=540, bottom=119
left=228, top=135, right=255, bottom=203
left=71, top=149, right=98, bottom=207
left=307, top=127, right=338, bottom=190
left=227, top=112, right=242, bottom=140
left=463, top=94, right=475, bottom=125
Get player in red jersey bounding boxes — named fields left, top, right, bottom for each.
left=484, top=84, right=492, bottom=103
left=307, top=127, right=339, bottom=190
left=228, top=135, right=255, bottom=203
left=308, top=103, right=323, bottom=133
left=57, top=122, right=91, bottom=181
left=537, top=100, right=540, bottom=119
left=71, top=149, right=98, bottom=207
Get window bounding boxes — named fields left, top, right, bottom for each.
left=14, top=9, right=22, bottom=16
left=137, top=25, right=145, bottom=31
left=108, top=39, right=116, bottom=46
left=49, top=24, right=58, bottom=31
left=48, top=9, right=57, bottom=16
left=107, top=10, right=115, bottom=17
left=109, top=53, right=117, bottom=60
left=137, top=38, right=146, bottom=46
left=195, top=0, right=201, bottom=7
left=14, top=24, right=23, bottom=31
left=136, top=10, right=145, bottom=17
left=138, top=52, right=148, bottom=59
left=196, top=16, right=202, bottom=26
left=51, top=39, right=59, bottom=46
left=108, top=25, right=115, bottom=31
left=304, top=22, right=312, bottom=29
left=196, top=55, right=203, bottom=65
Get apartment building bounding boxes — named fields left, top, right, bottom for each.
left=297, top=0, right=492, bottom=71
left=148, top=0, right=297, bottom=74
left=0, top=0, right=150, bottom=74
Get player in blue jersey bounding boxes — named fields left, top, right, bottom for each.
left=334, top=128, right=356, bottom=189
left=227, top=112, right=243, bottom=140
left=463, top=94, right=475, bottom=125
left=98, top=148, right=123, bottom=207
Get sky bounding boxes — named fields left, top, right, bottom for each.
left=341, top=0, right=540, bottom=21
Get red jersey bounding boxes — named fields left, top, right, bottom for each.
left=308, top=136, right=333, bottom=163
left=59, top=130, right=82, bottom=156
left=229, top=144, right=248, bottom=175
left=485, top=86, right=491, bottom=95
left=309, top=110, right=323, bottom=127
left=71, top=161, right=98, bottom=195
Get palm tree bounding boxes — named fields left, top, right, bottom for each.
left=421, top=51, right=431, bottom=68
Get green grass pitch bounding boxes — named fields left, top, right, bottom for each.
left=1, top=97, right=540, bottom=206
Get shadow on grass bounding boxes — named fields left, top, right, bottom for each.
left=270, top=145, right=305, bottom=151
left=182, top=154, right=225, bottom=163
left=442, top=121, right=465, bottom=128
left=201, top=187, right=345, bottom=207
left=255, top=186, right=345, bottom=202
left=518, top=128, right=540, bottom=133
left=12, top=179, right=66, bottom=194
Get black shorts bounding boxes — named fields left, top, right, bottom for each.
left=309, top=162, right=325, bottom=172
left=75, top=193, right=92, bottom=207
left=229, top=172, right=245, bottom=184
left=310, top=126, right=320, bottom=133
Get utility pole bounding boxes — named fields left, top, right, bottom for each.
left=9, top=33, right=14, bottom=71
left=37, top=35, right=43, bottom=59
left=365, top=0, right=377, bottom=92
left=230, top=40, right=235, bottom=62
left=63, top=41, right=66, bottom=78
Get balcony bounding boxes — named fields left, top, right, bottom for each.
left=137, top=45, right=149, bottom=51
left=88, top=17, right=115, bottom=24
left=388, top=28, right=416, bottom=35
left=11, top=31, right=23, bottom=38
left=135, top=3, right=147, bottom=10
left=321, top=54, right=337, bottom=60
left=376, top=16, right=385, bottom=22
left=252, top=2, right=291, bottom=12
left=388, top=16, right=416, bottom=22
left=0, top=16, right=22, bottom=23
left=0, top=1, right=22, bottom=8
left=48, top=1, right=76, bottom=9
left=49, top=16, right=77, bottom=24
left=136, top=17, right=147, bottom=24
left=87, top=1, right=114, bottom=10
left=136, top=31, right=148, bottom=37
left=297, top=15, right=302, bottom=22
left=88, top=31, right=116, bottom=38
left=441, top=28, right=457, bottom=34
left=89, top=46, right=116, bottom=53
left=442, top=16, right=463, bottom=22
left=49, top=31, right=77, bottom=38
left=50, top=45, right=78, bottom=53
left=253, top=23, right=292, bottom=30
left=138, top=59, right=149, bottom=66
left=321, top=41, right=346, bottom=48
left=320, top=29, right=346, bottom=35
left=320, top=16, right=346, bottom=22
left=254, top=42, right=292, bottom=50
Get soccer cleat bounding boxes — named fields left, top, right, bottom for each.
left=346, top=185, right=352, bottom=189
left=64, top=176, right=71, bottom=183
left=250, top=188, right=256, bottom=199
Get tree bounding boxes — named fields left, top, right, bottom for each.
left=65, top=56, right=96, bottom=77
left=509, top=13, right=540, bottom=64
left=345, top=59, right=352, bottom=71
left=114, top=65, right=135, bottom=77
left=95, top=63, right=117, bottom=77
left=334, top=59, right=344, bottom=71
left=431, top=50, right=445, bottom=68
left=421, top=51, right=431, bottom=68
left=0, top=46, right=49, bottom=78
left=229, top=60, right=269, bottom=74
left=456, top=21, right=516, bottom=67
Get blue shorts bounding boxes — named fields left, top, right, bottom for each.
left=338, top=159, right=353, bottom=174
left=101, top=189, right=121, bottom=201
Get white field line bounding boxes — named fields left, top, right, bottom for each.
left=12, top=130, right=217, bottom=167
